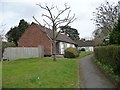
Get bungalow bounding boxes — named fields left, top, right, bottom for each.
left=18, top=22, right=77, bottom=56
left=76, top=40, right=95, bottom=51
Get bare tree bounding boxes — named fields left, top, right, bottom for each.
left=33, top=3, right=76, bottom=61
left=92, top=1, right=120, bottom=44
left=0, top=24, right=6, bottom=60
left=0, top=24, right=6, bottom=40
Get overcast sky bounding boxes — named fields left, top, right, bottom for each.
left=0, top=0, right=119, bottom=39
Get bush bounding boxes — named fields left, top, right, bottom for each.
left=64, top=47, right=79, bottom=58
left=80, top=48, right=85, bottom=51
left=2, top=42, right=16, bottom=54
left=94, top=45, right=120, bottom=75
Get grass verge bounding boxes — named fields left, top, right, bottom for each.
left=79, top=51, right=93, bottom=58
left=2, top=51, right=92, bottom=88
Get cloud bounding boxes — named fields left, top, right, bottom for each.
left=0, top=0, right=119, bottom=38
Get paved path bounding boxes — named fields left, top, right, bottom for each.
left=79, top=54, right=116, bottom=88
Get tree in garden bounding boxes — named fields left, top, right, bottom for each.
left=0, top=24, right=6, bottom=59
left=6, top=19, right=29, bottom=46
left=60, top=26, right=80, bottom=41
left=0, top=24, right=6, bottom=40
left=33, top=3, right=76, bottom=61
left=109, top=16, right=120, bottom=45
left=92, top=1, right=120, bottom=44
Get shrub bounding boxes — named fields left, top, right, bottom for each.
left=2, top=42, right=16, bottom=54
left=64, top=47, right=79, bottom=58
left=94, top=45, right=120, bottom=75
left=80, top=48, right=85, bottom=51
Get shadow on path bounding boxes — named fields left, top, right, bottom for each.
left=79, top=54, right=116, bottom=88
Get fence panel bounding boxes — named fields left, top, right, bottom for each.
left=3, top=46, right=44, bottom=60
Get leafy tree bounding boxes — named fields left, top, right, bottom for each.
left=92, top=1, right=120, bottom=44
left=60, top=26, right=80, bottom=41
left=6, top=19, right=29, bottom=46
left=109, top=16, right=120, bottom=45
left=34, top=3, right=76, bottom=61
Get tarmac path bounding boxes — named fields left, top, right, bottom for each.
left=79, top=54, right=116, bottom=88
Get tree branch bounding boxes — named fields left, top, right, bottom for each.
left=55, top=29, right=61, bottom=39
left=46, top=5, right=54, bottom=22
left=37, top=4, right=54, bottom=22
left=54, top=6, right=70, bottom=21
left=33, top=16, right=41, bottom=26
left=42, top=14, right=52, bottom=20
left=37, top=4, right=48, bottom=10
left=43, top=19, right=52, bottom=28
left=56, top=13, right=76, bottom=26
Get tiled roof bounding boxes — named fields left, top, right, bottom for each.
left=32, top=22, right=77, bottom=45
left=76, top=40, right=95, bottom=47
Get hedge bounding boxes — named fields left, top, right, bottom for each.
left=94, top=45, right=120, bottom=75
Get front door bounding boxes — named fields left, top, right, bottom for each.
left=56, top=42, right=59, bottom=55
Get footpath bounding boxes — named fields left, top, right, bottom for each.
left=79, top=54, right=116, bottom=88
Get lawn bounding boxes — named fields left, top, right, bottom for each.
left=2, top=58, right=78, bottom=88
left=2, top=51, right=92, bottom=88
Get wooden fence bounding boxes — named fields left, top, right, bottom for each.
left=2, top=46, right=44, bottom=60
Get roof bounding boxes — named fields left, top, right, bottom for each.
left=32, top=22, right=77, bottom=45
left=76, top=40, right=95, bottom=47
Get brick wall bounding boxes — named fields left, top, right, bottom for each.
left=18, top=23, right=52, bottom=56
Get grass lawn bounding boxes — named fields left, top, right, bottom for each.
left=2, top=51, right=92, bottom=88
left=2, top=58, right=78, bottom=88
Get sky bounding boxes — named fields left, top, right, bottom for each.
left=0, top=0, right=119, bottom=40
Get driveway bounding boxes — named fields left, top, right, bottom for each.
left=79, top=54, right=116, bottom=88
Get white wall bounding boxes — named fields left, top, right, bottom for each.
left=79, top=46, right=94, bottom=52
left=59, top=42, right=75, bottom=54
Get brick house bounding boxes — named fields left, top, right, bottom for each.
left=18, top=22, right=77, bottom=56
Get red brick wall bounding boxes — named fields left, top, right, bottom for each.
left=18, top=23, right=52, bottom=55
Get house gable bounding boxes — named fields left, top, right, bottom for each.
left=18, top=22, right=78, bottom=55
left=18, top=22, right=52, bottom=55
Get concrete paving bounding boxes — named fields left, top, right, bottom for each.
left=79, top=54, right=117, bottom=88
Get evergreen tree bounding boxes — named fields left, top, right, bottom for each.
left=109, top=17, right=120, bottom=45
left=6, top=19, right=29, bottom=46
left=60, top=26, right=80, bottom=41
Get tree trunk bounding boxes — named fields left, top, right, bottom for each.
left=53, top=25, right=56, bottom=61
left=53, top=39, right=56, bottom=61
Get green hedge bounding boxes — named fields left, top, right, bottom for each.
left=64, top=47, right=79, bottom=58
left=94, top=45, right=120, bottom=75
